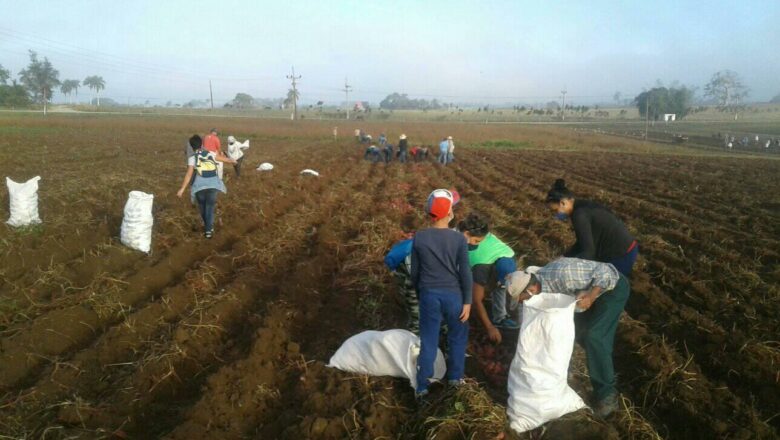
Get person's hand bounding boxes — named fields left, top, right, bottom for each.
left=459, top=304, right=471, bottom=322
left=176, top=188, right=184, bottom=198
left=576, top=291, right=595, bottom=311
left=487, top=325, right=502, bottom=344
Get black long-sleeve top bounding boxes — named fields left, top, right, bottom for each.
left=564, top=200, right=635, bottom=262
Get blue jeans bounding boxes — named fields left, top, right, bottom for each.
left=195, top=188, right=218, bottom=232
left=417, top=290, right=469, bottom=392
left=609, top=243, right=639, bottom=278
left=438, top=151, right=448, bottom=164
left=399, top=150, right=407, bottom=163
left=491, top=257, right=517, bottom=322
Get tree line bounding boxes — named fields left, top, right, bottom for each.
left=0, top=50, right=105, bottom=108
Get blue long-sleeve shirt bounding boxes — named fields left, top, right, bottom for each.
left=411, top=228, right=473, bottom=304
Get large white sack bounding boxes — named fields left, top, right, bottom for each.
left=300, top=169, right=319, bottom=176
left=216, top=161, right=224, bottom=180
left=6, top=176, right=42, bottom=227
left=507, top=293, right=586, bottom=433
left=257, top=162, right=274, bottom=171
left=328, top=329, right=446, bottom=389
left=120, top=191, right=154, bottom=253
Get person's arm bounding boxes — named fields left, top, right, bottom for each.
left=410, top=240, right=420, bottom=290
left=472, top=282, right=502, bottom=343
left=214, top=151, right=237, bottom=164
left=177, top=166, right=195, bottom=197
left=457, top=237, right=473, bottom=322
left=571, top=211, right=596, bottom=260
left=577, top=263, right=619, bottom=310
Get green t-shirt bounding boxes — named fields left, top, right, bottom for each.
left=468, top=233, right=515, bottom=267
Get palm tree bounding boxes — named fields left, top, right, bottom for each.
left=83, top=75, right=106, bottom=106
left=60, top=79, right=80, bottom=104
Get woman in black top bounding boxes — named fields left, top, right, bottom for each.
left=546, top=179, right=639, bottom=277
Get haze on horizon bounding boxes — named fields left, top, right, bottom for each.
left=0, top=0, right=777, bottom=107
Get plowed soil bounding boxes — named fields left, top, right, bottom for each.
left=0, top=114, right=778, bottom=439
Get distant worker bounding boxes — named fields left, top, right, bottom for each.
left=226, top=135, right=250, bottom=178
left=384, top=142, right=394, bottom=163
left=177, top=134, right=237, bottom=239
left=765, top=139, right=771, bottom=149
left=379, top=133, right=388, bottom=147
left=398, top=134, right=409, bottom=163
left=447, top=136, right=455, bottom=163
left=507, top=257, right=630, bottom=417
left=333, top=126, right=338, bottom=141
left=364, top=144, right=381, bottom=163
left=438, top=138, right=449, bottom=165
left=354, top=128, right=361, bottom=142
left=546, top=179, right=638, bottom=278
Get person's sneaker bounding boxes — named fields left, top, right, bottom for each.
left=594, top=393, right=619, bottom=418
left=415, top=389, right=431, bottom=407
left=447, top=379, right=467, bottom=388
left=204, top=230, right=214, bottom=239
left=493, top=317, right=520, bottom=330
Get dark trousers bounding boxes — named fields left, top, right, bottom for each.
left=417, top=290, right=469, bottom=392
left=195, top=189, right=218, bottom=232
left=609, top=244, right=639, bottom=278
left=233, top=156, right=244, bottom=178
left=399, top=150, right=407, bottom=163
left=574, top=274, right=630, bottom=401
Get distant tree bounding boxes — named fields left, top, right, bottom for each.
left=634, top=86, right=694, bottom=120
left=83, top=75, right=106, bottom=106
left=613, top=91, right=622, bottom=106
left=545, top=100, right=560, bottom=110
left=60, top=79, right=80, bottom=104
left=316, top=100, right=324, bottom=112
left=704, top=70, right=748, bottom=115
left=769, top=93, right=780, bottom=104
left=0, top=64, right=9, bottom=85
left=18, top=50, right=60, bottom=113
left=231, top=92, right=254, bottom=109
left=0, top=81, right=32, bottom=107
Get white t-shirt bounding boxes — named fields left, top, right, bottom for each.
left=227, top=140, right=249, bottom=160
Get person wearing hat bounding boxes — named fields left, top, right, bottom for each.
left=177, top=134, right=237, bottom=239
left=546, top=179, right=638, bottom=278
left=398, top=134, right=409, bottom=163
left=506, top=257, right=630, bottom=417
left=411, top=188, right=471, bottom=400
left=364, top=144, right=381, bottom=163
left=446, top=136, right=455, bottom=163
left=457, top=212, right=519, bottom=344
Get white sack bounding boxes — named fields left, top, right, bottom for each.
left=507, top=293, right=586, bottom=433
left=120, top=191, right=154, bottom=253
left=300, top=169, right=319, bottom=176
left=6, top=176, right=42, bottom=227
left=216, top=162, right=224, bottom=180
left=328, top=329, right=446, bottom=389
left=257, top=162, right=274, bottom=171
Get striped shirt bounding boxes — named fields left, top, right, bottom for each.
left=536, top=258, right=619, bottom=296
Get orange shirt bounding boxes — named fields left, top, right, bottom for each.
left=203, top=134, right=221, bottom=153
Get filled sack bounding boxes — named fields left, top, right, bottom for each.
left=257, top=162, right=274, bottom=171
left=6, top=176, right=42, bottom=227
left=328, top=329, right=446, bottom=389
left=300, top=169, right=319, bottom=176
left=120, top=191, right=154, bottom=253
left=507, top=293, right=586, bottom=433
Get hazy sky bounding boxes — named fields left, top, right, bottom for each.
left=1, top=0, right=778, bottom=106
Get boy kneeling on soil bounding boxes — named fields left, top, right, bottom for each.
left=507, top=257, right=630, bottom=417
left=411, top=189, right=472, bottom=401
left=458, top=213, right=519, bottom=344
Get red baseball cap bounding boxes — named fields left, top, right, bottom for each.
left=426, top=188, right=461, bottom=221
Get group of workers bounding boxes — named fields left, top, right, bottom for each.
left=722, top=133, right=779, bottom=149
left=385, top=179, right=638, bottom=418
left=176, top=128, right=249, bottom=239
left=359, top=130, right=454, bottom=164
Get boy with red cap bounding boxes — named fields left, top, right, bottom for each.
left=411, top=189, right=472, bottom=401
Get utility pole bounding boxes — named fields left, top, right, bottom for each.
left=644, top=99, right=649, bottom=141
left=560, top=88, right=567, bottom=121
left=43, top=88, right=47, bottom=116
left=341, top=77, right=353, bottom=120
left=286, top=66, right=301, bottom=120
left=209, top=80, right=214, bottom=110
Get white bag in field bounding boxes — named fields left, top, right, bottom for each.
left=120, top=191, right=154, bottom=253
left=300, top=169, right=319, bottom=176
left=507, top=293, right=586, bottom=433
left=216, top=161, right=224, bottom=180
left=257, top=162, right=274, bottom=171
left=327, top=329, right=446, bottom=389
left=6, top=176, right=42, bottom=227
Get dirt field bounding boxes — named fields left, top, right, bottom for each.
left=0, top=114, right=778, bottom=439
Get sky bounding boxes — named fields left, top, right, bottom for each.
left=0, top=0, right=778, bottom=106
